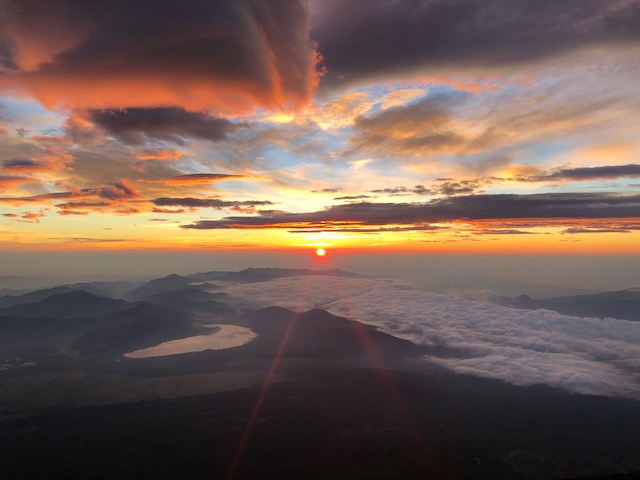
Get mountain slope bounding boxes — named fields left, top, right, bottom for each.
left=190, top=268, right=362, bottom=283
left=494, top=287, right=640, bottom=321
left=2, top=291, right=133, bottom=319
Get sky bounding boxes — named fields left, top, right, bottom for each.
left=1, top=0, right=640, bottom=265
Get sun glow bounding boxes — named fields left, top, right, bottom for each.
left=315, top=248, right=326, bottom=257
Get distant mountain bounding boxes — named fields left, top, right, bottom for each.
left=139, top=289, right=233, bottom=318
left=491, top=287, right=640, bottom=321
left=1, top=291, right=133, bottom=319
left=0, top=274, right=147, bottom=292
left=141, top=288, right=222, bottom=305
left=0, top=280, right=140, bottom=308
left=122, top=274, right=200, bottom=301
left=421, top=273, right=599, bottom=298
left=190, top=267, right=362, bottom=283
left=62, top=281, right=140, bottom=299
left=0, top=286, right=78, bottom=308
left=72, top=303, right=199, bottom=356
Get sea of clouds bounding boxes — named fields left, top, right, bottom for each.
left=225, top=276, right=640, bottom=399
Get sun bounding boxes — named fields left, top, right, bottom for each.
left=315, top=248, right=326, bottom=257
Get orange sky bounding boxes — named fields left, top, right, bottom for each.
left=1, top=0, right=639, bottom=255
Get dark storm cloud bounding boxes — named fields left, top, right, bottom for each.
left=88, top=108, right=240, bottom=145
left=0, top=0, right=319, bottom=111
left=520, top=164, right=640, bottom=182
left=152, top=197, right=274, bottom=209
left=181, top=192, right=640, bottom=229
left=312, top=0, right=640, bottom=86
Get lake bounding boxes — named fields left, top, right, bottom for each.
left=124, top=324, right=257, bottom=358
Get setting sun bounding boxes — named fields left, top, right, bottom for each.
left=315, top=248, right=326, bottom=257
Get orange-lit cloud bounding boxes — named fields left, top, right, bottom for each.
left=0, top=0, right=320, bottom=113
left=135, top=149, right=185, bottom=161
left=0, top=175, right=38, bottom=190
left=181, top=193, right=640, bottom=232
left=2, top=210, right=46, bottom=223
left=160, top=173, right=245, bottom=186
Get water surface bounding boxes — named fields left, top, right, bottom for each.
left=124, top=324, right=257, bottom=358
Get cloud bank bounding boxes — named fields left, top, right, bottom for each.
left=312, top=0, right=640, bottom=87
left=0, top=0, right=320, bottom=112
left=182, top=193, right=640, bottom=231
left=225, top=276, right=640, bottom=398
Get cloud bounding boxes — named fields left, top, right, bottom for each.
left=0, top=177, right=142, bottom=211
left=88, top=108, right=241, bottom=145
left=347, top=89, right=616, bottom=164
left=1, top=158, right=43, bottom=173
left=333, top=195, right=372, bottom=201
left=94, top=180, right=140, bottom=200
left=135, top=149, right=185, bottom=161
left=563, top=227, right=632, bottom=234
left=160, top=173, right=244, bottom=186
left=287, top=225, right=444, bottom=234
left=181, top=192, right=640, bottom=230
left=54, top=201, right=111, bottom=210
left=519, top=164, right=640, bottom=183
left=312, top=188, right=342, bottom=194
left=0, top=190, right=86, bottom=204
left=0, top=37, right=17, bottom=73
left=370, top=186, right=428, bottom=196
left=2, top=209, right=45, bottom=223
left=350, top=94, right=463, bottom=157
left=0, top=0, right=320, bottom=112
left=312, top=0, right=640, bottom=88
left=57, top=209, right=89, bottom=216
left=0, top=174, right=37, bottom=190
left=152, top=197, right=274, bottom=210
left=224, top=276, right=640, bottom=398
left=151, top=207, right=188, bottom=214
left=474, top=229, right=534, bottom=236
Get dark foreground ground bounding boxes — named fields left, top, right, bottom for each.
left=1, top=295, right=639, bottom=480
left=1, top=367, right=640, bottom=480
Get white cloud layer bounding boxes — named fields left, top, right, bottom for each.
left=225, top=276, right=640, bottom=399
